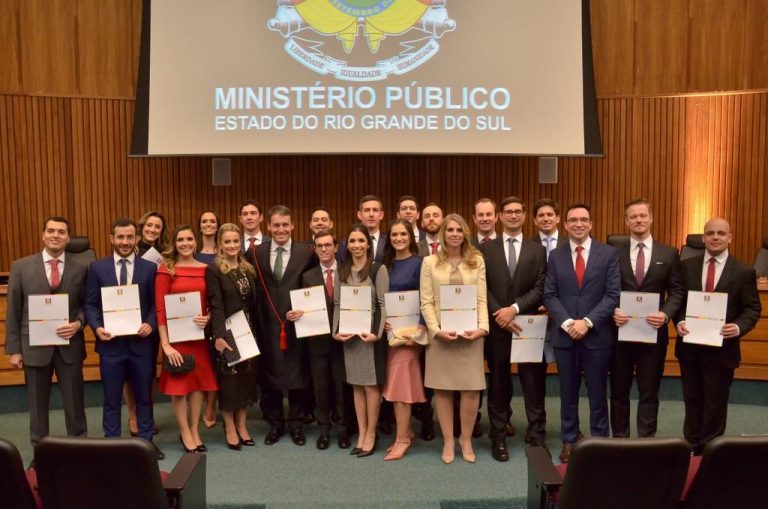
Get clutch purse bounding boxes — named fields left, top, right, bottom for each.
left=388, top=326, right=429, bottom=347
left=163, top=353, right=195, bottom=375
left=221, top=331, right=242, bottom=365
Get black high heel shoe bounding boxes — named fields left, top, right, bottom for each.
left=179, top=435, right=198, bottom=453
left=240, top=437, right=255, bottom=446
left=227, top=441, right=242, bottom=451
left=357, top=438, right=378, bottom=458
left=349, top=447, right=362, bottom=455
left=195, top=443, right=208, bottom=453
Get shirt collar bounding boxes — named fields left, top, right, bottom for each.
left=271, top=239, right=292, bottom=253
left=321, top=261, right=337, bottom=272
left=539, top=230, right=558, bottom=241
left=113, top=252, right=136, bottom=264
left=478, top=232, right=497, bottom=242
left=630, top=235, right=653, bottom=252
left=42, top=250, right=65, bottom=264
left=503, top=231, right=524, bottom=244
left=570, top=237, right=592, bottom=253
left=706, top=249, right=729, bottom=265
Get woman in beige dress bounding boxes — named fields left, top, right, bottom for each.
left=420, top=214, right=489, bottom=464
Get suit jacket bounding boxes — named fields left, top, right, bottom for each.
left=5, top=252, right=88, bottom=366
left=419, top=254, right=490, bottom=339
left=240, top=233, right=271, bottom=253
left=338, top=232, right=388, bottom=264
left=301, top=265, right=339, bottom=356
left=84, top=256, right=157, bottom=357
left=480, top=237, right=546, bottom=338
left=617, top=240, right=684, bottom=344
left=543, top=239, right=621, bottom=349
left=674, top=254, right=761, bottom=369
left=206, top=263, right=257, bottom=340
left=249, top=240, right=315, bottom=389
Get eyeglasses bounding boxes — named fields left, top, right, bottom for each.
left=315, top=243, right=335, bottom=250
left=566, top=217, right=591, bottom=224
left=501, top=209, right=524, bottom=217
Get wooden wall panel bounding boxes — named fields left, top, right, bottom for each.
left=589, top=0, right=635, bottom=96
left=633, top=0, right=689, bottom=94
left=687, top=0, right=746, bottom=92
left=77, top=0, right=136, bottom=97
left=0, top=0, right=22, bottom=93
left=18, top=0, right=78, bottom=95
left=743, top=0, right=768, bottom=89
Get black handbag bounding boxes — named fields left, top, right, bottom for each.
left=163, top=353, right=195, bottom=374
left=221, top=330, right=241, bottom=365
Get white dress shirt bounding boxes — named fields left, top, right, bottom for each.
left=42, top=250, right=66, bottom=286
left=113, top=252, right=136, bottom=284
left=270, top=239, right=292, bottom=271
left=702, top=250, right=729, bottom=290
left=629, top=235, right=653, bottom=275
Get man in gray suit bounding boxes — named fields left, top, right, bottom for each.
left=5, top=216, right=89, bottom=447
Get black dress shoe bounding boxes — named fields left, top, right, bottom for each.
left=492, top=440, right=509, bottom=462
left=506, top=422, right=516, bottom=437
left=316, top=434, right=330, bottom=450
left=290, top=428, right=306, bottom=446
left=338, top=431, right=351, bottom=449
left=420, top=420, right=436, bottom=441
left=227, top=441, right=242, bottom=451
left=151, top=441, right=165, bottom=460
left=240, top=438, right=255, bottom=447
left=264, top=428, right=284, bottom=445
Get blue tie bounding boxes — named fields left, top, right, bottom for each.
left=545, top=236, right=553, bottom=260
left=119, top=259, right=128, bottom=285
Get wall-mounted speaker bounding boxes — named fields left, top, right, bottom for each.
left=212, top=158, right=231, bottom=186
left=538, top=157, right=558, bottom=184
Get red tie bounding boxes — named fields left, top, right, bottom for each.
left=575, top=246, right=585, bottom=288
left=635, top=242, right=645, bottom=286
left=481, top=236, right=491, bottom=244
left=248, top=236, right=256, bottom=252
left=705, top=257, right=716, bottom=292
left=50, top=258, right=61, bottom=290
left=430, top=242, right=439, bottom=255
left=325, top=268, right=334, bottom=299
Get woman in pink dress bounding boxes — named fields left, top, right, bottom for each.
left=381, top=220, right=427, bottom=461
left=157, top=224, right=218, bottom=452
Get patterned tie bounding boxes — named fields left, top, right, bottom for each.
left=575, top=246, right=585, bottom=288
left=49, top=258, right=61, bottom=290
left=274, top=246, right=285, bottom=282
left=430, top=242, right=439, bottom=255
left=507, top=238, right=517, bottom=279
left=705, top=257, right=716, bottom=292
left=481, top=236, right=491, bottom=244
left=119, top=258, right=128, bottom=285
left=635, top=242, right=645, bottom=286
left=545, top=236, right=553, bottom=260
left=325, top=268, right=334, bottom=299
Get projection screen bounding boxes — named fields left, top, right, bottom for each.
left=131, top=0, right=602, bottom=156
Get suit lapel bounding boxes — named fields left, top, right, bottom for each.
left=619, top=243, right=634, bottom=289
left=35, top=254, right=53, bottom=292
left=281, top=243, right=301, bottom=283
left=714, top=256, right=736, bottom=292
left=257, top=242, right=275, bottom=286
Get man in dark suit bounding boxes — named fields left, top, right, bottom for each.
left=339, top=195, right=387, bottom=264
left=287, top=230, right=351, bottom=450
left=396, top=195, right=426, bottom=246
left=239, top=199, right=271, bottom=253
left=674, top=217, right=760, bottom=454
left=533, top=198, right=568, bottom=255
left=249, top=205, right=316, bottom=446
left=543, top=204, right=620, bottom=463
left=418, top=202, right=444, bottom=257
left=5, top=216, right=88, bottom=448
left=471, top=198, right=498, bottom=247
left=84, top=218, right=163, bottom=458
left=307, top=207, right=334, bottom=244
left=611, top=199, right=684, bottom=438
left=480, top=197, right=546, bottom=461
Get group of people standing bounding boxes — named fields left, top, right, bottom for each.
left=4, top=194, right=760, bottom=467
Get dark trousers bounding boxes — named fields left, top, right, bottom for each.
left=610, top=340, right=666, bottom=437
left=486, top=337, right=514, bottom=440
left=518, top=362, right=548, bottom=445
left=99, top=350, right=155, bottom=440
left=24, top=349, right=87, bottom=445
left=679, top=358, right=734, bottom=453
left=309, top=350, right=347, bottom=434
left=262, top=385, right=307, bottom=431
left=554, top=343, right=612, bottom=443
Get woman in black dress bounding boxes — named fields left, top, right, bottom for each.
left=206, top=223, right=259, bottom=450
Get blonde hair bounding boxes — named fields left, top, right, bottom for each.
left=214, top=223, right=255, bottom=275
left=436, top=213, right=480, bottom=268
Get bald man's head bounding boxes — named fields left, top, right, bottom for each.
left=702, top=217, right=732, bottom=256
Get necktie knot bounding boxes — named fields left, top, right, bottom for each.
left=481, top=236, right=491, bottom=244
left=545, top=236, right=552, bottom=244
left=638, top=242, right=645, bottom=250
left=575, top=246, right=584, bottom=254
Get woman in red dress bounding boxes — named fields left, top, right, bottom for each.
left=157, top=224, right=218, bottom=452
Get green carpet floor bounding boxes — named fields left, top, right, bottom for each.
left=2, top=390, right=768, bottom=508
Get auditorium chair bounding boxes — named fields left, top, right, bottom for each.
left=35, top=436, right=206, bottom=509
left=65, top=235, right=97, bottom=266
left=0, top=438, right=42, bottom=509
left=525, top=437, right=690, bottom=509
left=606, top=234, right=630, bottom=248
left=680, top=435, right=768, bottom=509
left=680, top=234, right=705, bottom=261
left=753, top=238, right=768, bottom=277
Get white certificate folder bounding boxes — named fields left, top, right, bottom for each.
left=439, top=285, right=478, bottom=333
left=225, top=310, right=260, bottom=366
left=101, top=285, right=142, bottom=337
left=290, top=286, right=331, bottom=338
left=683, top=291, right=728, bottom=347
left=511, top=315, right=547, bottom=363
left=28, top=294, right=69, bottom=346
left=385, top=290, right=420, bottom=340
left=338, top=286, right=372, bottom=335
left=165, top=292, right=205, bottom=343
left=618, top=292, right=661, bottom=343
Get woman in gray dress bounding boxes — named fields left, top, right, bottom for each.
left=333, top=224, right=389, bottom=458
left=420, top=214, right=489, bottom=464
